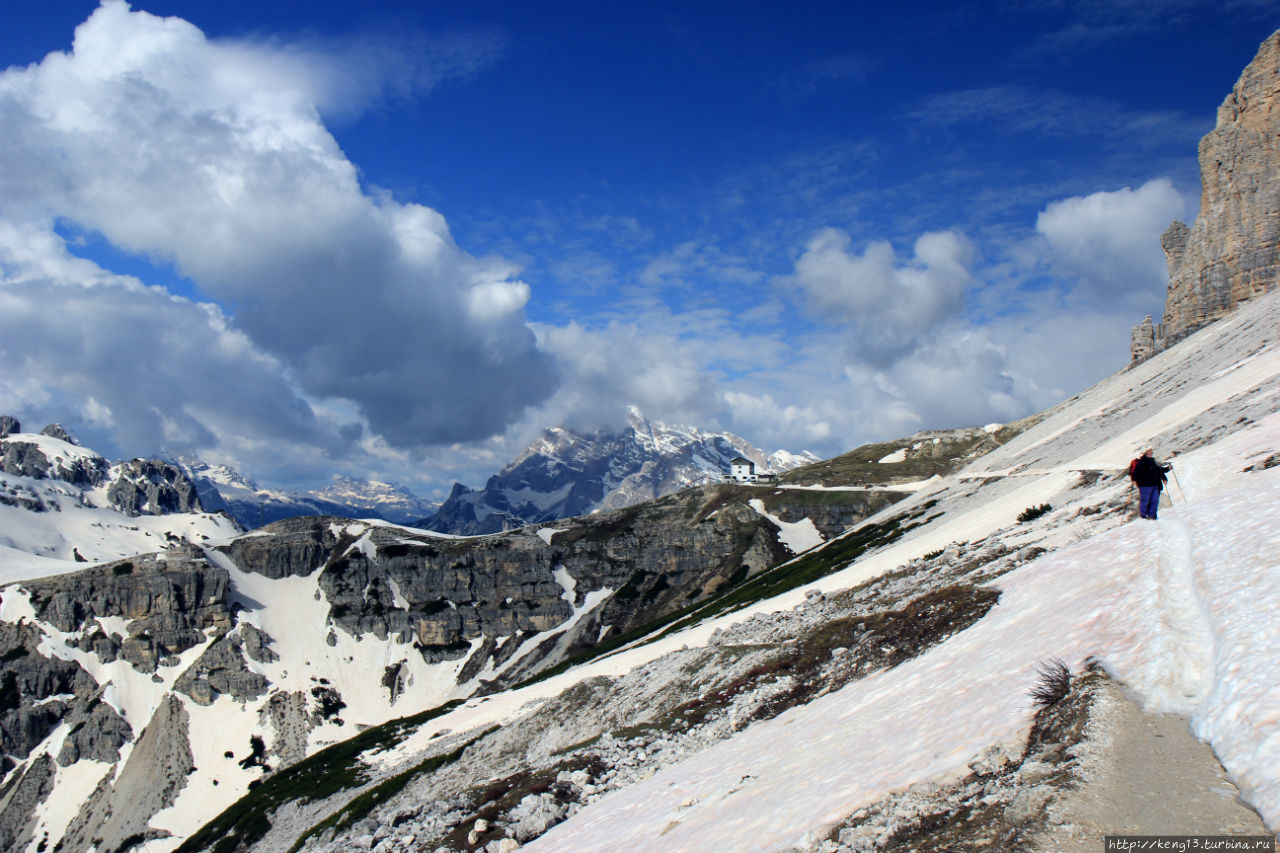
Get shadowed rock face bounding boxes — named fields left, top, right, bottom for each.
left=0, top=622, right=102, bottom=763
left=1134, top=31, right=1280, bottom=361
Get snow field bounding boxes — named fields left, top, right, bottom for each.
left=9, top=292, right=1280, bottom=851
left=148, top=699, right=267, bottom=844
left=524, top=425, right=1280, bottom=850
left=27, top=758, right=113, bottom=849
left=0, top=473, right=238, bottom=583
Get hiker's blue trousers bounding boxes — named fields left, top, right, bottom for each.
left=1138, top=485, right=1161, bottom=518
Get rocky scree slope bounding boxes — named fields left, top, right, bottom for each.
left=0, top=419, right=239, bottom=574
left=0, top=466, right=899, bottom=853
left=177, top=287, right=1280, bottom=853
left=425, top=408, right=819, bottom=535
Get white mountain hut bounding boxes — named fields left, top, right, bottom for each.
left=728, top=456, right=757, bottom=483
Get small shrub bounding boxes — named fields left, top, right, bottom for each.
left=238, top=735, right=269, bottom=771
left=311, top=686, right=347, bottom=720
left=1029, top=658, right=1071, bottom=707
left=1017, top=503, right=1052, bottom=523
left=922, top=549, right=944, bottom=561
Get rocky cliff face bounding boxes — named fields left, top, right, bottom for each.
left=1133, top=31, right=1280, bottom=361
left=212, top=491, right=796, bottom=686
left=108, top=459, right=204, bottom=516
left=427, top=408, right=818, bottom=535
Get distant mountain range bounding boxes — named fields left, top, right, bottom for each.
left=174, top=458, right=438, bottom=529
left=0, top=408, right=815, bottom=539
left=424, top=407, right=820, bottom=535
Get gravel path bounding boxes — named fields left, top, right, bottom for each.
left=1035, top=678, right=1272, bottom=851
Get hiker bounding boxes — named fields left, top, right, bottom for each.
left=1128, top=448, right=1172, bottom=520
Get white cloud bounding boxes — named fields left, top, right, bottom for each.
left=0, top=1, right=554, bottom=456
left=721, top=391, right=833, bottom=448
left=534, top=321, right=717, bottom=430
left=1035, top=178, right=1185, bottom=309
left=0, top=222, right=344, bottom=470
left=787, top=227, right=973, bottom=365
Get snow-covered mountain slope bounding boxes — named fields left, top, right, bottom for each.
left=178, top=459, right=437, bottom=529
left=426, top=407, right=820, bottom=534
left=0, top=475, right=862, bottom=852
left=0, top=424, right=239, bottom=582
left=176, top=287, right=1280, bottom=853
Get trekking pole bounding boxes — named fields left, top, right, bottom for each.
left=1170, top=467, right=1187, bottom=503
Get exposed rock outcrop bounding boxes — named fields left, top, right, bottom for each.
left=21, top=551, right=233, bottom=672
left=0, top=417, right=18, bottom=439
left=173, top=626, right=273, bottom=705
left=57, top=695, right=195, bottom=853
left=0, top=622, right=100, bottom=763
left=0, top=437, right=108, bottom=486
left=212, top=490, right=794, bottom=680
left=40, top=423, right=77, bottom=444
left=0, top=754, right=53, bottom=853
left=108, top=458, right=204, bottom=516
left=55, top=689, right=134, bottom=766
left=1133, top=31, right=1280, bottom=361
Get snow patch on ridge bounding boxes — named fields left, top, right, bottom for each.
left=748, top=499, right=823, bottom=554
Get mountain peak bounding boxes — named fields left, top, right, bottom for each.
left=426, top=412, right=815, bottom=534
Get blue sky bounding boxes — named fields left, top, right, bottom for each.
left=0, top=1, right=1276, bottom=496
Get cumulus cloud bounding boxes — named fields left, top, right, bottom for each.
left=0, top=222, right=344, bottom=474
left=721, top=391, right=833, bottom=447
left=1035, top=178, right=1184, bottom=309
left=533, top=321, right=718, bottom=431
left=787, top=227, right=973, bottom=365
left=0, top=1, right=554, bottom=455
